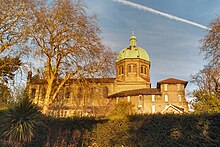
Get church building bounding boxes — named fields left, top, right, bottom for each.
left=27, top=32, right=189, bottom=117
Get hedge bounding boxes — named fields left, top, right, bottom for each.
left=0, top=112, right=220, bottom=146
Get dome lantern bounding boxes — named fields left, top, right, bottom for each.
left=130, top=28, right=137, bottom=47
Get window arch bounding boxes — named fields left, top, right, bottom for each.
left=133, top=64, right=137, bottom=73
left=31, top=88, right=36, bottom=99
left=118, top=65, right=124, bottom=75
left=103, top=87, right=108, bottom=98
left=141, top=66, right=144, bottom=73
left=65, top=88, right=70, bottom=98
left=128, top=65, right=132, bottom=73
left=141, top=65, right=148, bottom=75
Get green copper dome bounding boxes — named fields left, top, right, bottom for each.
left=116, top=47, right=150, bottom=62
left=116, top=32, right=150, bottom=62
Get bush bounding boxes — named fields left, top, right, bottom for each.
left=1, top=108, right=220, bottom=146
left=1, top=95, right=43, bottom=146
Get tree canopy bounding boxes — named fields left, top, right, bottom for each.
left=0, top=0, right=115, bottom=111
left=27, top=0, right=115, bottom=114
left=192, top=17, right=220, bottom=113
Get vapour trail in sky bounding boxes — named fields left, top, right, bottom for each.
left=113, top=0, right=210, bottom=30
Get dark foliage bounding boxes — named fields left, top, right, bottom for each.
left=0, top=56, right=21, bottom=104
left=0, top=96, right=42, bottom=146
left=0, top=113, right=220, bottom=146
left=0, top=56, right=21, bottom=83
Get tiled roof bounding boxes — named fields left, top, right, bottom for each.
left=157, top=78, right=188, bottom=87
left=107, top=88, right=162, bottom=98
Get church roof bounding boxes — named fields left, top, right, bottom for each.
left=116, top=46, right=150, bottom=62
left=116, top=32, right=150, bottom=62
left=107, top=88, right=161, bottom=98
left=29, top=78, right=116, bottom=84
left=157, top=78, right=188, bottom=87
left=161, top=104, right=185, bottom=114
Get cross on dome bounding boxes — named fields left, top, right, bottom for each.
left=130, top=28, right=136, bottom=47
left=132, top=28, right=135, bottom=35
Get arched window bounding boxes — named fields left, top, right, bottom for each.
left=165, top=94, right=169, bottom=102
left=118, top=67, right=120, bottom=75
left=141, top=66, right=144, bottom=73
left=128, top=65, right=132, bottom=73
left=141, top=65, right=147, bottom=75
left=133, top=65, right=137, bottom=73
left=121, top=66, right=124, bottom=74
left=118, top=66, right=124, bottom=75
left=65, top=88, right=70, bottom=98
left=31, top=88, right=36, bottom=99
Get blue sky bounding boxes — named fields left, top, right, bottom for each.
left=84, top=0, right=220, bottom=93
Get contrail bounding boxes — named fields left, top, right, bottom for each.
left=113, top=0, right=210, bottom=30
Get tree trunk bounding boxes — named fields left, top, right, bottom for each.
left=42, top=80, right=53, bottom=115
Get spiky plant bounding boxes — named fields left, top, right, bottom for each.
left=1, top=94, right=43, bottom=146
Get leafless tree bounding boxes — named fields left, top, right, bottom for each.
left=192, top=64, right=220, bottom=94
left=0, top=0, right=35, bottom=104
left=191, top=17, right=220, bottom=113
left=0, top=0, right=33, bottom=54
left=201, top=17, right=220, bottom=65
left=29, top=0, right=115, bottom=114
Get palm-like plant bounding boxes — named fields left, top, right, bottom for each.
left=1, top=94, right=43, bottom=146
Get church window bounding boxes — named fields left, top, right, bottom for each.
left=103, top=87, right=108, bottom=98
left=31, top=88, right=36, bottom=99
left=165, top=95, right=169, bottom=102
left=152, top=95, right=155, bottom=102
left=152, top=105, right=156, bottom=113
left=178, top=95, right=182, bottom=102
left=164, top=84, right=168, bottom=91
left=177, top=84, right=181, bottom=91
left=118, top=66, right=124, bottom=75
left=133, top=65, right=137, bottom=72
left=141, top=66, right=144, bottom=73
left=127, top=96, right=130, bottom=102
left=141, top=65, right=147, bottom=74
left=138, top=95, right=143, bottom=106
left=128, top=65, right=132, bottom=73
left=65, top=89, right=70, bottom=98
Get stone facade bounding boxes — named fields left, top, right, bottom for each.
left=27, top=33, right=189, bottom=117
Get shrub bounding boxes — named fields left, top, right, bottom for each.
left=1, top=95, right=43, bottom=146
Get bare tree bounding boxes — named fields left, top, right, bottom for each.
left=29, top=0, right=115, bottom=114
left=191, top=17, right=220, bottom=113
left=0, top=0, right=33, bottom=54
left=192, top=64, right=220, bottom=94
left=201, top=17, right=220, bottom=65
left=0, top=0, right=35, bottom=105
